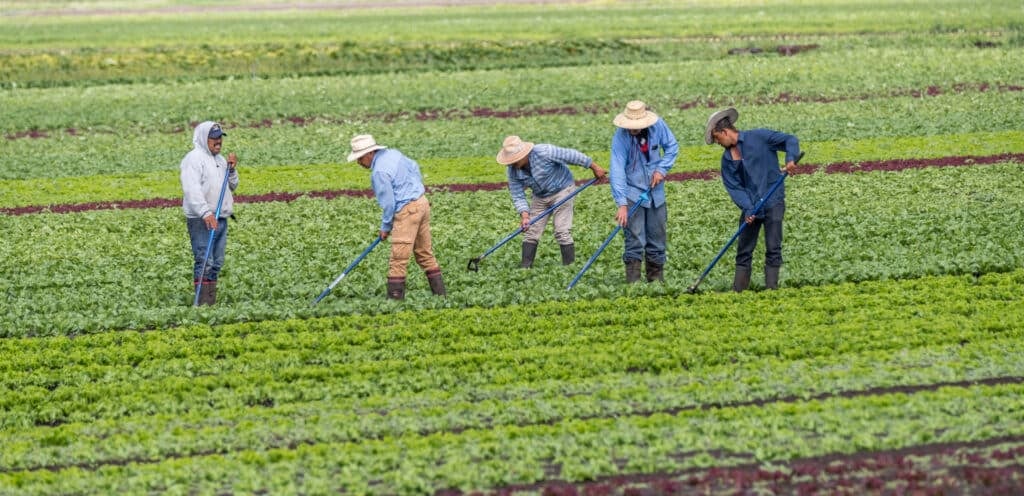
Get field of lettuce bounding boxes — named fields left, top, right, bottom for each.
left=2, top=0, right=1024, bottom=494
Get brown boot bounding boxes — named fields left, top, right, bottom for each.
left=426, top=268, right=446, bottom=297
left=765, top=265, right=780, bottom=290
left=645, top=260, right=664, bottom=282
left=625, top=260, right=642, bottom=283
left=196, top=279, right=217, bottom=306
left=732, top=267, right=751, bottom=292
left=386, top=277, right=406, bottom=300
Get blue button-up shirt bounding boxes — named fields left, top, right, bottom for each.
left=507, top=143, right=594, bottom=213
left=610, top=118, right=678, bottom=208
left=720, top=129, right=800, bottom=217
left=370, top=148, right=426, bottom=232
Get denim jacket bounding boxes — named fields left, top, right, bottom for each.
left=610, top=118, right=678, bottom=208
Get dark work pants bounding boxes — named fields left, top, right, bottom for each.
left=187, top=217, right=228, bottom=281
left=735, top=201, right=784, bottom=270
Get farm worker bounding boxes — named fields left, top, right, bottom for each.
left=347, top=134, right=446, bottom=300
left=610, top=100, right=679, bottom=283
left=180, top=121, right=239, bottom=306
left=496, top=135, right=607, bottom=268
left=705, top=107, right=800, bottom=291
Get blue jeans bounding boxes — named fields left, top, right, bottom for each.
left=735, top=201, right=784, bottom=270
left=622, top=201, right=667, bottom=264
left=187, top=217, right=228, bottom=282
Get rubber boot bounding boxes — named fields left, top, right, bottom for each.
left=765, top=265, right=780, bottom=290
left=426, top=268, right=447, bottom=297
left=521, top=241, right=538, bottom=269
left=559, top=243, right=575, bottom=265
left=386, top=277, right=406, bottom=300
left=625, top=260, right=642, bottom=284
left=645, top=260, right=664, bottom=282
left=732, top=267, right=751, bottom=292
left=196, top=279, right=217, bottom=306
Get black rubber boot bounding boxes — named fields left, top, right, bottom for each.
left=625, top=260, right=642, bottom=283
left=559, top=243, right=575, bottom=265
left=426, top=268, right=446, bottom=297
left=765, top=265, right=780, bottom=290
left=386, top=277, right=406, bottom=300
left=645, top=260, right=664, bottom=282
left=521, top=241, right=538, bottom=268
left=732, top=267, right=751, bottom=292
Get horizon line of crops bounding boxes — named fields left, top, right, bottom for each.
left=3, top=162, right=1022, bottom=337
left=2, top=87, right=1020, bottom=183
left=3, top=44, right=1018, bottom=133
left=4, top=0, right=1019, bottom=49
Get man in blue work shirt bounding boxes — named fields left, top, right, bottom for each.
left=497, top=135, right=607, bottom=268
left=610, top=100, right=679, bottom=283
left=348, top=134, right=446, bottom=300
left=706, top=107, right=800, bottom=291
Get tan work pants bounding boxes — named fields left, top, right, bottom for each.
left=388, top=196, right=439, bottom=278
left=523, top=185, right=575, bottom=245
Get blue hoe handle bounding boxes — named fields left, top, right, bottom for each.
left=313, top=236, right=383, bottom=305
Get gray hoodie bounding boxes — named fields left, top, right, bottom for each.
left=180, top=121, right=239, bottom=219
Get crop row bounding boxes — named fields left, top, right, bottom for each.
left=2, top=268, right=1020, bottom=425
left=3, top=43, right=1018, bottom=134
left=2, top=85, right=1021, bottom=183
left=5, top=0, right=1019, bottom=49
left=496, top=438, right=1024, bottom=495
left=1, top=265, right=1022, bottom=492
left=2, top=382, right=1020, bottom=494
left=3, top=30, right=1017, bottom=89
left=3, top=161, right=1022, bottom=336
left=3, top=132, right=1022, bottom=210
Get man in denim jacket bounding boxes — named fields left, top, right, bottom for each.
left=610, top=101, right=679, bottom=283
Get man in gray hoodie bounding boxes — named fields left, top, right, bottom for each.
left=180, top=121, right=239, bottom=305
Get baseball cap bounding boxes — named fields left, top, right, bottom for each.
left=208, top=124, right=227, bottom=139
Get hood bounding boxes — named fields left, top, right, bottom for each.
left=192, top=121, right=218, bottom=156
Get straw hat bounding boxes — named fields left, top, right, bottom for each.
left=704, top=107, right=739, bottom=144
left=496, top=135, right=535, bottom=165
left=347, top=134, right=386, bottom=162
left=613, top=100, right=659, bottom=130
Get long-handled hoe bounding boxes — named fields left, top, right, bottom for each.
left=686, top=151, right=804, bottom=294
left=467, top=178, right=598, bottom=272
left=567, top=189, right=650, bottom=291
left=312, top=236, right=382, bottom=305
left=193, top=166, right=232, bottom=307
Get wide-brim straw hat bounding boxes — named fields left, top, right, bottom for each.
left=705, top=107, right=739, bottom=144
left=613, top=100, right=659, bottom=130
left=496, top=135, right=535, bottom=165
left=347, top=134, right=386, bottom=162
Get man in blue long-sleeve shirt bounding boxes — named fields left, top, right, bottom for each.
left=348, top=134, right=445, bottom=300
left=706, top=107, right=800, bottom=291
left=610, top=100, right=679, bottom=283
left=497, top=135, right=607, bottom=267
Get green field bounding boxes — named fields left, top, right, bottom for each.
left=2, top=0, right=1023, bottom=494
